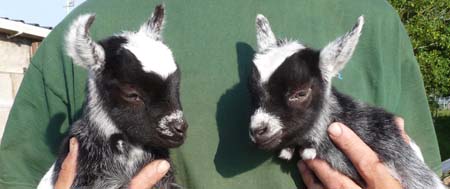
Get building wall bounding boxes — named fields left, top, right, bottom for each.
left=437, top=96, right=450, bottom=110
left=0, top=33, right=37, bottom=143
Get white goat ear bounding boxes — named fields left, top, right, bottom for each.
left=139, top=4, right=165, bottom=40
left=320, top=16, right=364, bottom=81
left=256, top=14, right=277, bottom=52
left=65, top=14, right=105, bottom=72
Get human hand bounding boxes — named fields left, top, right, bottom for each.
left=298, top=117, right=407, bottom=189
left=54, top=138, right=78, bottom=189
left=54, top=138, right=171, bottom=189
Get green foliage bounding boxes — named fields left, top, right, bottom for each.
left=389, top=0, right=450, bottom=98
left=434, top=110, right=450, bottom=161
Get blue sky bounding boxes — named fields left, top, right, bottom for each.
left=0, top=0, right=86, bottom=27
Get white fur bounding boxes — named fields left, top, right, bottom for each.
left=137, top=19, right=164, bottom=41
left=66, top=14, right=105, bottom=72
left=279, top=147, right=295, bottom=160
left=37, top=164, right=55, bottom=189
left=409, top=140, right=424, bottom=162
left=256, top=14, right=277, bottom=51
left=123, top=32, right=177, bottom=79
left=160, top=130, right=174, bottom=137
left=127, top=146, right=145, bottom=168
left=65, top=15, right=119, bottom=137
left=301, top=148, right=317, bottom=160
left=383, top=162, right=445, bottom=189
left=109, top=145, right=150, bottom=188
left=320, top=16, right=364, bottom=81
left=307, top=95, right=339, bottom=146
left=304, top=18, right=364, bottom=145
left=117, top=140, right=125, bottom=153
left=253, top=42, right=305, bottom=83
left=87, top=77, right=120, bottom=137
left=157, top=110, right=183, bottom=136
left=250, top=108, right=283, bottom=142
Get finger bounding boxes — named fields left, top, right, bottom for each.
left=304, top=159, right=361, bottom=189
left=55, top=137, right=79, bottom=189
left=394, top=117, right=410, bottom=143
left=298, top=161, right=324, bottom=189
left=129, top=160, right=170, bottom=189
left=327, top=123, right=382, bottom=181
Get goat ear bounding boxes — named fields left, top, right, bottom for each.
left=319, top=16, right=364, bottom=81
left=65, top=14, right=105, bottom=72
left=139, top=4, right=165, bottom=40
left=256, top=14, right=277, bottom=52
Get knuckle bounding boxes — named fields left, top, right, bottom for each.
left=360, top=161, right=385, bottom=181
left=339, top=139, right=358, bottom=151
left=356, top=155, right=378, bottom=170
left=338, top=182, right=349, bottom=189
left=373, top=161, right=390, bottom=174
left=341, top=139, right=353, bottom=147
left=60, top=156, right=77, bottom=172
left=60, top=162, right=72, bottom=172
left=326, top=181, right=345, bottom=189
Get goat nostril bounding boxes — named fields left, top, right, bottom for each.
left=174, top=123, right=187, bottom=133
left=254, top=126, right=268, bottom=136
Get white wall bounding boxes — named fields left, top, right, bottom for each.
left=0, top=34, right=32, bottom=143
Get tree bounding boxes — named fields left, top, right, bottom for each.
left=389, top=0, right=450, bottom=101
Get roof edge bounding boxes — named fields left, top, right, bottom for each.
left=0, top=17, right=51, bottom=40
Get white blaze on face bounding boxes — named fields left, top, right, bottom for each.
left=253, top=42, right=305, bottom=83
left=158, top=110, right=183, bottom=136
left=250, top=108, right=283, bottom=142
left=123, top=32, right=177, bottom=79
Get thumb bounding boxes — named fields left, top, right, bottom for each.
left=129, top=160, right=171, bottom=189
left=55, top=137, right=79, bottom=189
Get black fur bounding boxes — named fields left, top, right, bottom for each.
left=250, top=15, right=444, bottom=188
left=249, top=46, right=444, bottom=188
left=47, top=5, right=186, bottom=189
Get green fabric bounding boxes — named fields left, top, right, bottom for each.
left=0, top=0, right=442, bottom=188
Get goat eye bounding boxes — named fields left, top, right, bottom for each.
left=125, top=93, right=142, bottom=102
left=119, top=84, right=144, bottom=104
left=121, top=91, right=144, bottom=104
left=288, top=88, right=311, bottom=102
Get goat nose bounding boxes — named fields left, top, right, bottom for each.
left=252, top=125, right=268, bottom=137
left=174, top=122, right=188, bottom=134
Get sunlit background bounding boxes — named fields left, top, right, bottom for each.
left=0, top=0, right=86, bottom=27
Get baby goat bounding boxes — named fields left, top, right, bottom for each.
left=249, top=14, right=445, bottom=189
left=38, top=5, right=187, bottom=189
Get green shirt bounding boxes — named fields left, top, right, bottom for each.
left=0, top=0, right=441, bottom=188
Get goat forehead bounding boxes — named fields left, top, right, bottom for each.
left=268, top=49, right=321, bottom=87
left=253, top=41, right=305, bottom=83
left=122, top=33, right=177, bottom=79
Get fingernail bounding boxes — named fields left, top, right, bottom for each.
left=328, top=123, right=342, bottom=137
left=157, top=160, right=170, bottom=173
left=69, top=138, right=78, bottom=152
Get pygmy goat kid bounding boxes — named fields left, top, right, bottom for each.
left=37, top=5, right=187, bottom=189
left=249, top=15, right=446, bottom=189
